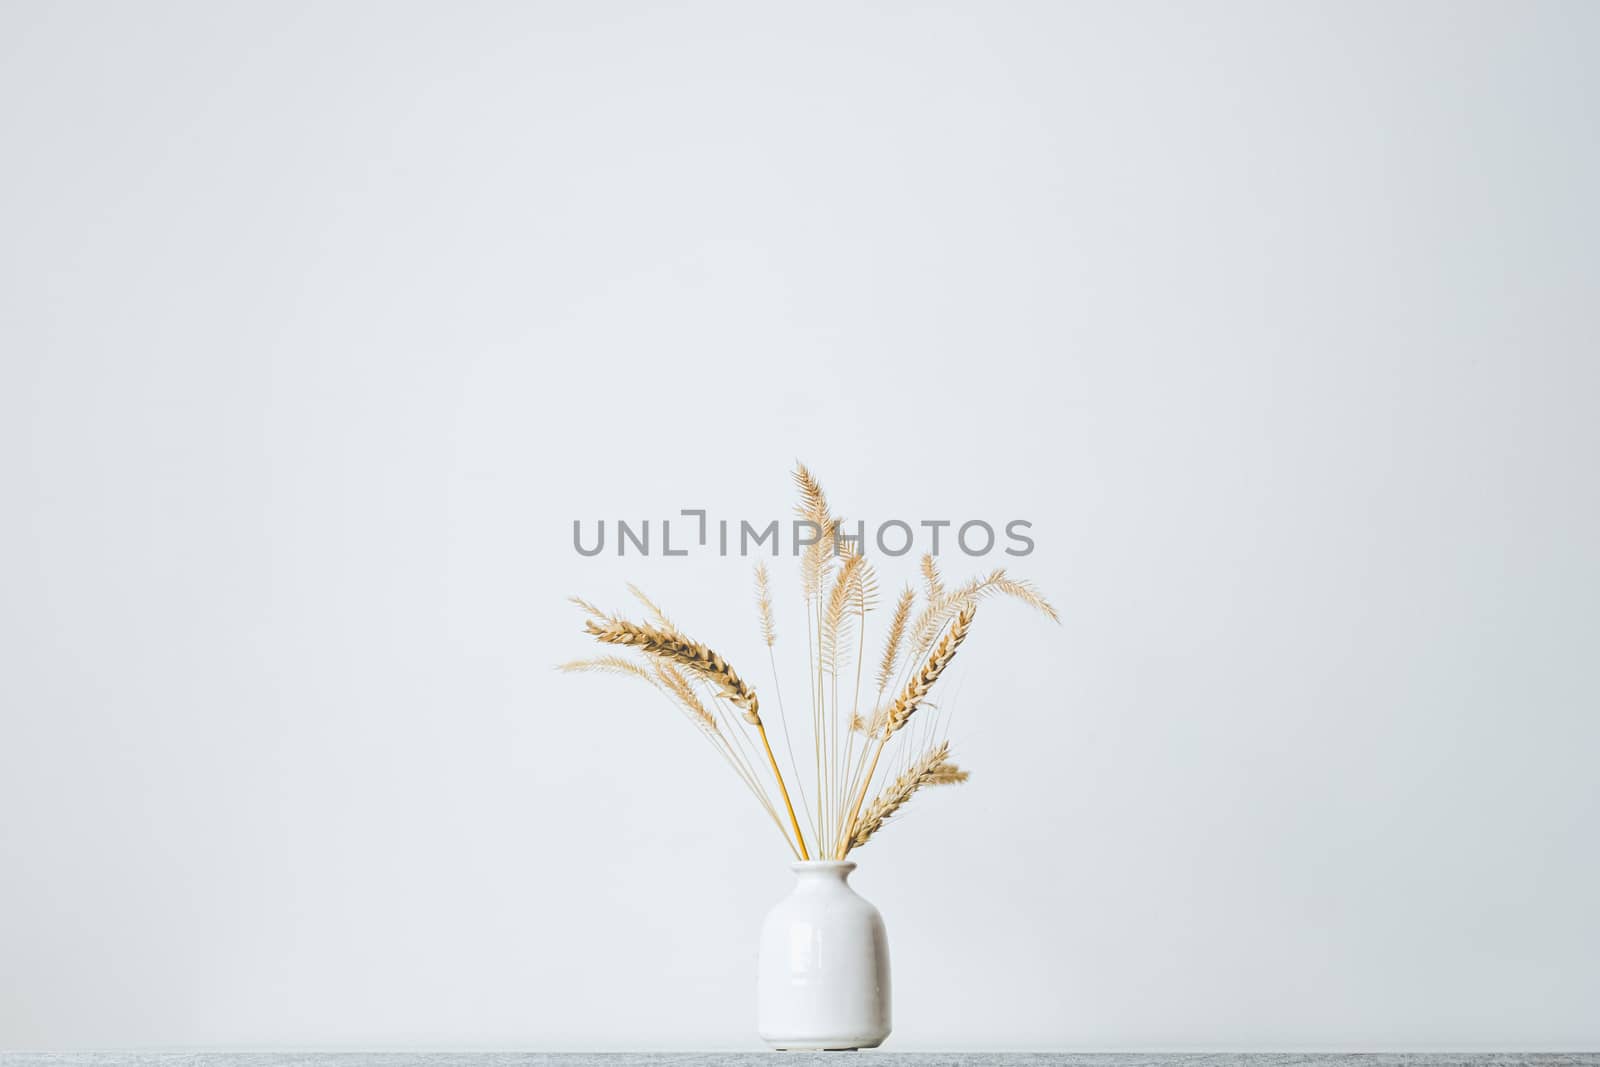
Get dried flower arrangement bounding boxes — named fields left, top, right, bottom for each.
left=561, top=464, right=1058, bottom=859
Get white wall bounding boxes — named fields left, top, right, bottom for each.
left=2, top=0, right=1597, bottom=1051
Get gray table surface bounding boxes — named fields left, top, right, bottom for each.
left=3, top=1056, right=1597, bottom=1067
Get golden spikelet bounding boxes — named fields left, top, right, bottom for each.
left=754, top=563, right=776, bottom=647
left=846, top=740, right=969, bottom=852
left=882, top=603, right=976, bottom=736
left=875, top=586, right=915, bottom=694
left=586, top=617, right=761, bottom=725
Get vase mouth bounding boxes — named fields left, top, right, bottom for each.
left=791, top=860, right=857, bottom=873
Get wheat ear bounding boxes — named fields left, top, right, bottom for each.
left=586, top=618, right=760, bottom=720
left=836, top=604, right=976, bottom=856
left=845, top=740, right=968, bottom=853
left=585, top=617, right=811, bottom=859
left=880, top=602, right=976, bottom=736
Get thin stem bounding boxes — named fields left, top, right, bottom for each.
left=757, top=722, right=810, bottom=860
left=838, top=732, right=889, bottom=859
left=769, top=647, right=818, bottom=849
left=655, top=685, right=796, bottom=859
left=806, top=589, right=821, bottom=856
left=705, top=688, right=790, bottom=845
left=814, top=585, right=827, bottom=855
left=839, top=594, right=868, bottom=845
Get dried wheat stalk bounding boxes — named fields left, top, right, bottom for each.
left=561, top=645, right=803, bottom=855
left=846, top=740, right=968, bottom=853
left=586, top=618, right=761, bottom=724
left=584, top=615, right=811, bottom=859
left=881, top=603, right=976, bottom=736
left=835, top=604, right=977, bottom=856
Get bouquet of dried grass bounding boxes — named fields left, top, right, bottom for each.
left=561, top=465, right=1057, bottom=859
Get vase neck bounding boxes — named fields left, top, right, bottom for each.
left=791, top=860, right=856, bottom=892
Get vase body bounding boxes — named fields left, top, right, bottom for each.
left=757, top=860, right=891, bottom=1050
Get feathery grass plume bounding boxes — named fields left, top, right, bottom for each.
left=754, top=563, right=776, bottom=647
left=920, top=554, right=944, bottom=600
left=792, top=462, right=829, bottom=525
left=558, top=655, right=660, bottom=686
left=882, top=603, right=977, bottom=736
left=561, top=655, right=721, bottom=746
left=835, top=518, right=862, bottom=559
left=652, top=662, right=719, bottom=733
left=793, top=463, right=838, bottom=599
left=586, top=618, right=761, bottom=724
left=851, top=557, right=879, bottom=617
left=812, top=516, right=845, bottom=594
left=907, top=569, right=1058, bottom=660
left=846, top=740, right=969, bottom=853
left=627, top=584, right=678, bottom=634
left=875, top=586, right=915, bottom=694
left=821, top=553, right=865, bottom=675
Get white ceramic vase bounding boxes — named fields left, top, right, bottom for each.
left=757, top=860, right=891, bottom=1050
